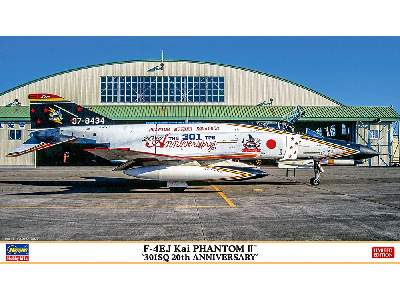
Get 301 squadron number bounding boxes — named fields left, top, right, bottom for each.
left=71, top=117, right=105, bottom=125
left=142, top=253, right=191, bottom=262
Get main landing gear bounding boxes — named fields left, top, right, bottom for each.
left=167, top=181, right=188, bottom=192
left=310, top=160, right=324, bottom=186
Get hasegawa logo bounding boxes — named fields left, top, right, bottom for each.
left=6, top=244, right=29, bottom=261
left=372, top=247, right=395, bottom=259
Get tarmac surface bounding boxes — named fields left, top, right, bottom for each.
left=0, top=166, right=399, bottom=241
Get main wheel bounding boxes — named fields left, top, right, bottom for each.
left=309, top=177, right=320, bottom=186
left=169, top=187, right=186, bottom=193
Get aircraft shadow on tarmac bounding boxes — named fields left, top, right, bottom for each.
left=0, top=177, right=302, bottom=196
left=0, top=177, right=207, bottom=195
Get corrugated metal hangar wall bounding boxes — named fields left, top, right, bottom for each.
left=0, top=60, right=340, bottom=107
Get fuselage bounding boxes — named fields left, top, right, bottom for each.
left=56, top=123, right=360, bottom=161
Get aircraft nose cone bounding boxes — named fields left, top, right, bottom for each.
left=358, top=145, right=379, bottom=159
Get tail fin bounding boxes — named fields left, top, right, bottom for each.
left=29, top=93, right=113, bottom=129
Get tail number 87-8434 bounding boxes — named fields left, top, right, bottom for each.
left=71, top=117, right=105, bottom=125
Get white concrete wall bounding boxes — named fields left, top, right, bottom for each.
left=0, top=124, right=35, bottom=167
left=356, top=122, right=391, bottom=166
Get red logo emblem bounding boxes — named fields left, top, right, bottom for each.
left=372, top=247, right=395, bottom=258
left=242, top=135, right=261, bottom=153
left=266, top=139, right=276, bottom=149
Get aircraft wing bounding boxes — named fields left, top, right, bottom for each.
left=85, top=148, right=258, bottom=164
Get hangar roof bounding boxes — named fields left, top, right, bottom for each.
left=0, top=105, right=398, bottom=122
left=0, top=59, right=342, bottom=106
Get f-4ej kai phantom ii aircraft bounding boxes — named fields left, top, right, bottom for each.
left=7, top=94, right=379, bottom=192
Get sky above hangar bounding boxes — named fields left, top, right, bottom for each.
left=0, top=36, right=399, bottom=111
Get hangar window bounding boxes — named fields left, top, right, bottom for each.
left=341, top=124, right=347, bottom=135
left=100, top=76, right=224, bottom=103
left=9, top=129, right=22, bottom=140
left=326, top=125, right=336, bottom=137
left=369, top=129, right=379, bottom=139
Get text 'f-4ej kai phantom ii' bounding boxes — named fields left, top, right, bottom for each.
left=7, top=94, right=379, bottom=192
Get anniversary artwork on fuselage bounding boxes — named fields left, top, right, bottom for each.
left=142, top=129, right=218, bottom=152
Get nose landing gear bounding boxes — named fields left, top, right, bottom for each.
left=310, top=177, right=320, bottom=186
left=310, top=160, right=324, bottom=186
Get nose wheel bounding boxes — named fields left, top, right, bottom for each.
left=310, top=177, right=320, bottom=186
left=310, top=160, right=324, bottom=186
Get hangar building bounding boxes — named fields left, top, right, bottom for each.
left=0, top=59, right=399, bottom=167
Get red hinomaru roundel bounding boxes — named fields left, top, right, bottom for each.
left=266, top=139, right=276, bottom=149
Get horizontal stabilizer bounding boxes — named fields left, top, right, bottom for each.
left=7, top=136, right=76, bottom=157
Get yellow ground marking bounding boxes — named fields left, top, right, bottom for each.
left=253, top=188, right=264, bottom=193
left=210, top=185, right=237, bottom=208
left=0, top=205, right=227, bottom=210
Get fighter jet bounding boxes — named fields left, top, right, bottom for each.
left=7, top=94, right=379, bottom=192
